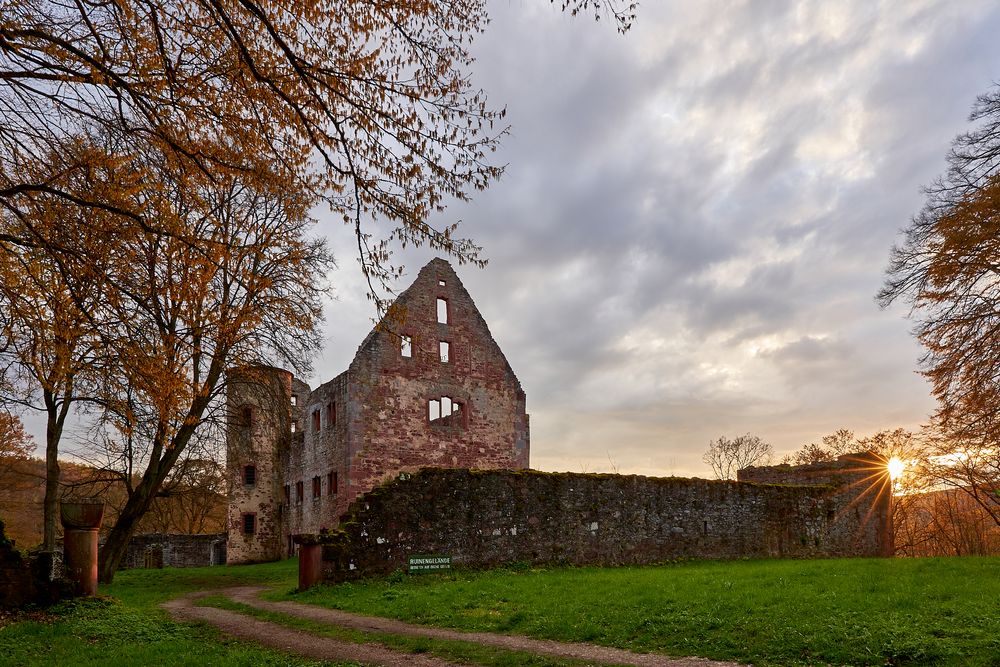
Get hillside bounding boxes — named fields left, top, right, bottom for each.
left=0, top=458, right=226, bottom=549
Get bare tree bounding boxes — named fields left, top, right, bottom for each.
left=879, top=85, right=1000, bottom=528
left=703, top=433, right=773, bottom=480
left=0, top=148, right=112, bottom=549
left=1, top=0, right=635, bottom=578
left=782, top=429, right=858, bottom=465
left=0, top=0, right=634, bottom=305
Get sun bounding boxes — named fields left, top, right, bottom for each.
left=887, top=456, right=905, bottom=481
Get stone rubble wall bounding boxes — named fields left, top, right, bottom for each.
left=121, top=533, right=227, bottom=569
left=0, top=519, right=62, bottom=609
left=318, top=460, right=891, bottom=582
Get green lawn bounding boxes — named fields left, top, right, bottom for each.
left=0, top=559, right=345, bottom=667
left=279, top=557, right=1000, bottom=666
left=3, top=557, right=998, bottom=666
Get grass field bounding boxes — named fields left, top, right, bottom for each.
left=2, top=556, right=998, bottom=666
left=0, top=559, right=332, bottom=667
left=280, top=557, right=1000, bottom=666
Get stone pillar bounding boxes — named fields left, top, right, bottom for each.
left=60, top=500, right=105, bottom=597
left=295, top=535, right=322, bottom=590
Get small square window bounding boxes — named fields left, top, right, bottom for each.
left=242, top=513, right=256, bottom=535
left=438, top=279, right=446, bottom=287
left=439, top=341, right=450, bottom=363
left=437, top=298, right=448, bottom=324
left=401, top=335, right=412, bottom=358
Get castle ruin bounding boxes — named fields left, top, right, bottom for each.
left=227, top=258, right=892, bottom=573
left=227, top=258, right=530, bottom=564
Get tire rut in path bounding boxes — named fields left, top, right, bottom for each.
left=163, top=591, right=465, bottom=667
left=225, top=586, right=743, bottom=667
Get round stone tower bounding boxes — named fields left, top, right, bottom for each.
left=226, top=365, right=293, bottom=564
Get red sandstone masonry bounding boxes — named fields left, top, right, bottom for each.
left=226, top=259, right=529, bottom=564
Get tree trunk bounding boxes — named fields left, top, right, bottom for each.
left=42, top=393, right=62, bottom=551
left=98, top=473, right=161, bottom=583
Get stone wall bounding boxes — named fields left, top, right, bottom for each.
left=0, top=519, right=61, bottom=609
left=739, top=453, right=894, bottom=556
left=316, top=461, right=891, bottom=582
left=122, top=533, right=227, bottom=569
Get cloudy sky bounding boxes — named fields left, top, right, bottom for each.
left=10, top=3, right=996, bottom=480
left=305, top=0, right=1000, bottom=478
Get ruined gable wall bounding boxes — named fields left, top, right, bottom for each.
left=343, top=259, right=529, bottom=509
left=317, top=465, right=891, bottom=581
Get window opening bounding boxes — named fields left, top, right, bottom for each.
left=240, top=406, right=254, bottom=428
left=439, top=341, right=450, bottom=363
left=429, top=396, right=464, bottom=425
left=438, top=279, right=446, bottom=287
left=328, top=471, right=338, bottom=494
left=291, top=395, right=298, bottom=406
left=283, top=485, right=290, bottom=504
left=243, top=465, right=257, bottom=486
left=312, top=409, right=321, bottom=432
left=401, top=335, right=412, bottom=358
left=437, top=298, right=448, bottom=324
left=242, top=513, right=256, bottom=535
left=295, top=481, right=304, bottom=504
left=312, top=476, right=321, bottom=499
left=291, top=421, right=297, bottom=433
left=327, top=401, right=336, bottom=427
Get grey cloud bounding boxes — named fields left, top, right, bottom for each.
left=306, top=0, right=998, bottom=477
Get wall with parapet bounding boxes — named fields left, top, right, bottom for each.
left=315, top=455, right=892, bottom=582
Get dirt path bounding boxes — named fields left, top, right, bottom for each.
left=164, top=587, right=744, bottom=667
left=164, top=591, right=463, bottom=667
